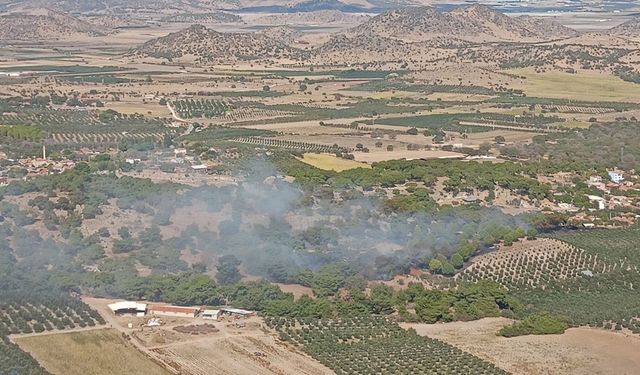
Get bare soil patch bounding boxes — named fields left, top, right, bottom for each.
left=403, top=318, right=640, bottom=375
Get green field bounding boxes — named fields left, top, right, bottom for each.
left=508, top=69, right=640, bottom=102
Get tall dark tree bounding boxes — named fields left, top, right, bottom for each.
left=216, top=255, right=242, bottom=285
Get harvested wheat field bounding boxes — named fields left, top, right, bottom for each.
left=301, top=153, right=371, bottom=172
left=150, top=332, right=333, bottom=375
left=403, top=318, right=640, bottom=375
left=15, top=329, right=172, bottom=375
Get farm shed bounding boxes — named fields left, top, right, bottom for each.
left=190, top=164, right=208, bottom=173
left=220, top=308, right=255, bottom=318
left=202, top=310, right=220, bottom=320
left=108, top=301, right=147, bottom=317
left=462, top=195, right=478, bottom=203
left=149, top=305, right=200, bottom=318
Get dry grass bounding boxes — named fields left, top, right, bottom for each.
left=507, top=68, right=640, bottom=102
left=15, top=329, right=172, bottom=375
left=300, top=153, right=371, bottom=172
left=403, top=318, right=640, bottom=375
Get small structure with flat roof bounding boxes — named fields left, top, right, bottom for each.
left=108, top=301, right=147, bottom=317
left=202, top=309, right=221, bottom=320
left=149, top=305, right=200, bottom=318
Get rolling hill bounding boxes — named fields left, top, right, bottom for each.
left=345, top=5, right=578, bottom=43
left=0, top=7, right=109, bottom=41
left=609, top=17, right=640, bottom=38
left=128, top=24, right=306, bottom=63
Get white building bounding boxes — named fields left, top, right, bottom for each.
left=202, top=309, right=221, bottom=320
left=586, top=195, right=606, bottom=210
left=190, top=164, right=208, bottom=173
left=108, top=301, right=147, bottom=317
left=608, top=171, right=624, bottom=184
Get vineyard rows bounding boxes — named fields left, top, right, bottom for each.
left=230, top=137, right=351, bottom=153
left=267, top=316, right=508, bottom=375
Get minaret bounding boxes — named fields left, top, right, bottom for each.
left=42, top=144, right=46, bottom=160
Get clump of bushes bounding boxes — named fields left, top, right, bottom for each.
left=499, top=312, right=568, bottom=337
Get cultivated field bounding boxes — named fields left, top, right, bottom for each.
left=151, top=332, right=333, bottom=375
left=508, top=69, right=640, bottom=102
left=300, top=153, right=371, bottom=171
left=15, top=329, right=172, bottom=375
left=457, top=238, right=611, bottom=289
left=403, top=318, right=640, bottom=375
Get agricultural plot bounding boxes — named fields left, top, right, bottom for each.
left=0, top=109, right=168, bottom=133
left=51, top=131, right=170, bottom=144
left=222, top=107, right=295, bottom=122
left=300, top=153, right=371, bottom=172
left=230, top=137, right=351, bottom=153
left=507, top=69, right=640, bottom=102
left=0, top=293, right=106, bottom=375
left=172, top=99, right=230, bottom=119
left=0, top=108, right=174, bottom=145
left=352, top=81, right=501, bottom=96
left=16, top=329, right=172, bottom=375
left=376, top=112, right=562, bottom=133
left=0, top=294, right=105, bottom=336
left=151, top=334, right=332, bottom=375
left=268, top=316, right=508, bottom=375
left=539, top=105, right=615, bottom=114
left=550, top=228, right=640, bottom=264
left=467, top=229, right=640, bottom=333
left=457, top=239, right=614, bottom=289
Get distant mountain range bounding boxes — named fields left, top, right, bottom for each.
left=0, top=7, right=110, bottom=41
left=254, top=9, right=371, bottom=25
left=4, top=2, right=640, bottom=50
left=345, top=4, right=579, bottom=43
left=0, top=0, right=416, bottom=14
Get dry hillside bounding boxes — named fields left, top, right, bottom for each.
left=129, top=24, right=307, bottom=63
left=254, top=9, right=371, bottom=25
left=0, top=7, right=109, bottom=41
left=346, top=5, right=578, bottom=43
left=609, top=18, right=640, bottom=38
